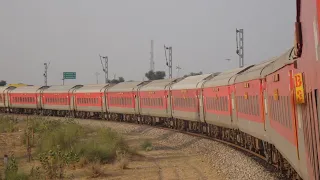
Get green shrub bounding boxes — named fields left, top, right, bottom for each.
left=4, top=154, right=29, bottom=180
left=140, top=140, right=153, bottom=151
left=76, top=128, right=129, bottom=163
left=0, top=115, right=18, bottom=133
left=37, top=122, right=85, bottom=153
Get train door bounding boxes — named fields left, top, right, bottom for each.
left=4, top=88, right=13, bottom=109
left=101, top=87, right=108, bottom=116
left=262, top=79, right=271, bottom=141
left=36, top=87, right=47, bottom=110
left=164, top=85, right=171, bottom=117
left=230, top=86, right=238, bottom=128
left=68, top=88, right=77, bottom=112
left=135, top=87, right=142, bottom=115
left=197, top=83, right=206, bottom=123
left=168, top=86, right=174, bottom=116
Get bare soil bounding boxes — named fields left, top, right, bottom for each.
left=0, top=117, right=225, bottom=180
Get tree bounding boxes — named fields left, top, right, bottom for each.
left=145, top=70, right=166, bottom=80
left=183, top=72, right=203, bottom=78
left=118, top=77, right=125, bottom=82
left=109, top=77, right=125, bottom=84
left=0, top=80, right=7, bottom=86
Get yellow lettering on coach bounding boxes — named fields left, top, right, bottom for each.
left=294, top=73, right=305, bottom=104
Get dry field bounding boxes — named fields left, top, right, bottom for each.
left=0, top=114, right=280, bottom=180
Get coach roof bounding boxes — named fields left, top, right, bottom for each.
left=140, top=78, right=182, bottom=91
left=171, top=74, right=215, bottom=90
left=10, top=86, right=48, bottom=93
left=75, top=84, right=110, bottom=93
left=44, top=85, right=83, bottom=93
left=107, top=81, right=148, bottom=92
left=204, top=66, right=253, bottom=87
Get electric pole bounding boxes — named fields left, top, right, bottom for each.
left=150, top=40, right=155, bottom=71
left=95, top=72, right=100, bottom=84
left=99, top=55, right=108, bottom=83
left=164, top=45, right=172, bottom=79
left=43, top=62, right=50, bottom=86
left=236, top=28, right=244, bottom=68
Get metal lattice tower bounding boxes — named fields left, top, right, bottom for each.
left=236, top=29, right=244, bottom=68
left=99, top=55, right=108, bottom=83
left=43, top=62, right=50, bottom=86
left=164, top=45, right=172, bottom=79
left=150, top=40, right=155, bottom=71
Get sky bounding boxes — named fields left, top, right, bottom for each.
left=0, top=0, right=295, bottom=86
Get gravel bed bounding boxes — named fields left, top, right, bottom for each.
left=82, top=119, right=283, bottom=180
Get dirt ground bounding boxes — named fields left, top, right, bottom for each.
left=0, top=117, right=225, bottom=180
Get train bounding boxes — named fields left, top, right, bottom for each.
left=0, top=47, right=308, bottom=179
left=0, top=1, right=320, bottom=180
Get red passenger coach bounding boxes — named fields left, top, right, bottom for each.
left=42, top=85, right=83, bottom=116
left=0, top=86, right=16, bottom=112
left=202, top=67, right=250, bottom=128
left=263, top=49, right=302, bottom=174
left=106, top=81, right=148, bottom=116
left=139, top=79, right=181, bottom=118
left=171, top=74, right=214, bottom=122
left=74, top=84, right=110, bottom=118
left=8, top=86, right=48, bottom=113
left=234, top=59, right=276, bottom=142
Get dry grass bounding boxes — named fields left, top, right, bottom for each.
left=0, top=115, right=133, bottom=179
left=89, top=162, right=106, bottom=178
left=116, top=150, right=130, bottom=170
left=77, top=157, right=89, bottom=168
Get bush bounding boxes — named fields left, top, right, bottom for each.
left=76, top=128, right=129, bottom=163
left=0, top=115, right=18, bottom=133
left=116, top=150, right=129, bottom=169
left=37, top=121, right=85, bottom=153
left=4, top=154, right=29, bottom=180
left=140, top=140, right=153, bottom=151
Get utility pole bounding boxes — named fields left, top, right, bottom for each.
left=236, top=28, right=244, bottom=68
left=150, top=40, right=155, bottom=71
left=164, top=45, right=172, bottom=79
left=99, top=55, right=108, bottom=83
left=43, top=62, right=50, bottom=86
left=95, top=72, right=100, bottom=84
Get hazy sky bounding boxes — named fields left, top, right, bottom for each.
left=0, top=0, right=295, bottom=86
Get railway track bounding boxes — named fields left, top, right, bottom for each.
left=1, top=112, right=286, bottom=179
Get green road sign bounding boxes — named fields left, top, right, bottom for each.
left=63, top=72, right=76, bottom=79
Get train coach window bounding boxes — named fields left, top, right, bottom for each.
left=225, top=96, right=228, bottom=111
left=286, top=96, right=292, bottom=129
